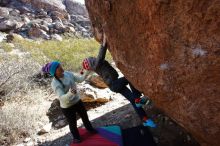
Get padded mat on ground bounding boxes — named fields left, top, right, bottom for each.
left=122, top=125, right=156, bottom=146
left=70, top=125, right=123, bottom=146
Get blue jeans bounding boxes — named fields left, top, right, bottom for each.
left=109, top=77, right=146, bottom=119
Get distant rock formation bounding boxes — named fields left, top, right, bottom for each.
left=0, top=0, right=92, bottom=40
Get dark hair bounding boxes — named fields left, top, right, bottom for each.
left=54, top=75, right=65, bottom=89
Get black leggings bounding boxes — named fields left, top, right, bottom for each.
left=109, top=77, right=147, bottom=119
left=61, top=100, right=94, bottom=139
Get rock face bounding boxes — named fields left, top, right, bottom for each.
left=85, top=0, right=220, bottom=146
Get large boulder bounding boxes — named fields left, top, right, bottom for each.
left=85, top=0, right=220, bottom=146
left=0, top=7, right=10, bottom=17
left=88, top=75, right=108, bottom=89
left=28, top=27, right=49, bottom=39
left=0, top=19, right=17, bottom=31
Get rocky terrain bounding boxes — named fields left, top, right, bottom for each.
left=0, top=0, right=91, bottom=41
left=10, top=75, right=199, bottom=146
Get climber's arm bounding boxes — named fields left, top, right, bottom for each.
left=94, top=34, right=107, bottom=69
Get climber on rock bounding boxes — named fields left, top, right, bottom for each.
left=81, top=34, right=156, bottom=128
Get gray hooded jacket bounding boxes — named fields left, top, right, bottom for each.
left=89, top=44, right=119, bottom=85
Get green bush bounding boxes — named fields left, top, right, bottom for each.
left=13, top=38, right=112, bottom=71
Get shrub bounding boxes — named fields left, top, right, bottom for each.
left=0, top=55, right=41, bottom=101
left=0, top=54, right=49, bottom=146
left=0, top=92, right=50, bottom=146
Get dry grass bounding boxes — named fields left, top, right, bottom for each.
left=13, top=36, right=112, bottom=71
left=0, top=50, right=49, bottom=145
left=0, top=54, right=50, bottom=145
left=0, top=42, right=13, bottom=52
left=0, top=89, right=50, bottom=146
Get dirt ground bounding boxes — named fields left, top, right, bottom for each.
left=37, top=92, right=200, bottom=146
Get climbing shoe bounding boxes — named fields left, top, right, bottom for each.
left=135, top=97, right=142, bottom=108
left=135, top=96, right=151, bottom=108
left=142, top=117, right=156, bottom=128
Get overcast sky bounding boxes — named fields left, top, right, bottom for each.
left=75, top=0, right=85, bottom=4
